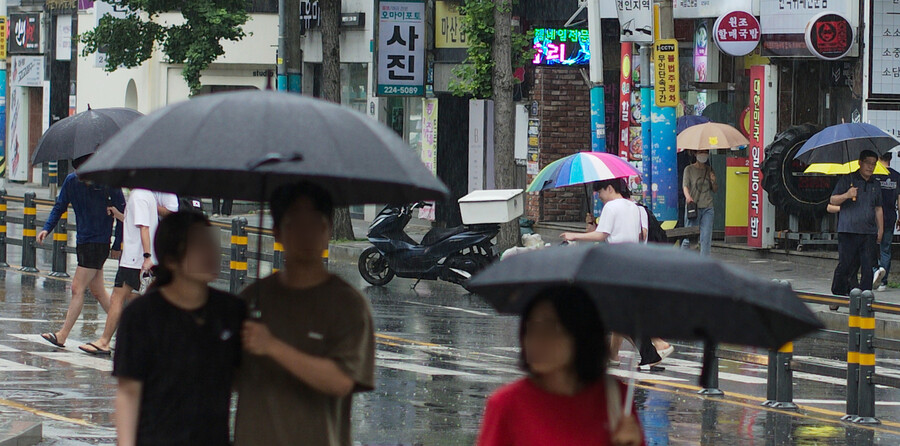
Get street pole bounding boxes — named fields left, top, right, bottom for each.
left=640, top=44, right=651, bottom=205
left=650, top=0, right=678, bottom=224
left=587, top=0, right=605, bottom=152
left=277, top=0, right=287, bottom=91
left=0, top=0, right=7, bottom=188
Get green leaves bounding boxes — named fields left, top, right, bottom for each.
left=449, top=0, right=533, bottom=99
left=79, top=0, right=249, bottom=95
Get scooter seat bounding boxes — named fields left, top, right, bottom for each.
left=421, top=226, right=466, bottom=246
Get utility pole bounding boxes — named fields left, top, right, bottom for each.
left=650, top=0, right=678, bottom=224
left=587, top=0, right=605, bottom=152
left=279, top=0, right=302, bottom=92
left=0, top=0, right=7, bottom=187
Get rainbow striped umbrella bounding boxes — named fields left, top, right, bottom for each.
left=527, top=152, right=641, bottom=192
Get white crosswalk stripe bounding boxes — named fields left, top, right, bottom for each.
left=0, top=357, right=43, bottom=372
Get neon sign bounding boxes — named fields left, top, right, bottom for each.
left=532, top=28, right=590, bottom=66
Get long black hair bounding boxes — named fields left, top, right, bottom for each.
left=152, top=211, right=212, bottom=288
left=519, top=286, right=608, bottom=385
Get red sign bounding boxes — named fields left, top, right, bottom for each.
left=805, top=12, right=853, bottom=60
left=713, top=10, right=760, bottom=57
left=748, top=66, right=765, bottom=248
left=619, top=42, right=633, bottom=160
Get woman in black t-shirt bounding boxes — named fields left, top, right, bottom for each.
left=113, top=211, right=246, bottom=446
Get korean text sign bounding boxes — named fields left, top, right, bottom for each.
left=532, top=28, right=590, bottom=66
left=9, top=14, right=40, bottom=54
left=654, top=40, right=679, bottom=107
left=748, top=65, right=765, bottom=248
left=378, top=0, right=426, bottom=96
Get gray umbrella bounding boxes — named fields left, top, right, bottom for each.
left=77, top=91, right=448, bottom=205
left=31, top=107, right=144, bottom=164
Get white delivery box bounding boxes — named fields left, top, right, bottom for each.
left=458, top=189, right=524, bottom=225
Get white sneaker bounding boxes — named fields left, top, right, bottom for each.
left=657, top=345, right=675, bottom=362
left=874, top=267, right=887, bottom=288
left=878, top=285, right=888, bottom=292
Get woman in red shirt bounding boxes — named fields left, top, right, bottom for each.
left=477, top=287, right=644, bottom=446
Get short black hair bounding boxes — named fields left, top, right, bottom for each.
left=860, top=150, right=879, bottom=163
left=269, top=182, right=334, bottom=229
left=593, top=178, right=627, bottom=195
left=152, top=211, right=211, bottom=288
left=519, top=286, right=608, bottom=385
left=881, top=152, right=893, bottom=162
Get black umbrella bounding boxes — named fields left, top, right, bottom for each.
left=31, top=106, right=144, bottom=164
left=77, top=91, right=448, bottom=205
left=467, top=243, right=823, bottom=407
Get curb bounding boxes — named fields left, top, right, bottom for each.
left=0, top=421, right=41, bottom=446
left=816, top=308, right=900, bottom=340
left=328, top=242, right=369, bottom=266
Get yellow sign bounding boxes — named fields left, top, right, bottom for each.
left=435, top=1, right=467, bottom=48
left=0, top=17, right=7, bottom=61
left=654, top=39, right=679, bottom=107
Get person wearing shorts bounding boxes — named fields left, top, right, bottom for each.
left=79, top=189, right=178, bottom=356
left=40, top=155, right=126, bottom=350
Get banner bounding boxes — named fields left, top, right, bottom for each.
left=377, top=0, right=426, bottom=96
left=618, top=43, right=633, bottom=159
left=748, top=65, right=766, bottom=248
left=654, top=39, right=679, bottom=107
left=650, top=91, right=678, bottom=222
left=9, top=14, right=40, bottom=54
left=10, top=56, right=43, bottom=87
left=7, top=88, right=27, bottom=181
left=435, top=1, right=467, bottom=48
left=418, top=99, right=438, bottom=220
left=616, top=0, right=653, bottom=43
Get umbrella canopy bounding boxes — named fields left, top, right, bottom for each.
left=805, top=160, right=890, bottom=176
left=793, top=123, right=899, bottom=165
left=31, top=107, right=144, bottom=164
left=467, top=243, right=822, bottom=349
left=77, top=91, right=448, bottom=205
left=677, top=122, right=749, bottom=152
left=676, top=115, right=710, bottom=135
left=527, top=152, right=641, bottom=193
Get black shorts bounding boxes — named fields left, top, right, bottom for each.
left=76, top=243, right=110, bottom=270
left=114, top=267, right=141, bottom=290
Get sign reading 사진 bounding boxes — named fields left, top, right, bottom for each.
left=377, top=0, right=426, bottom=96
left=654, top=39, right=679, bottom=107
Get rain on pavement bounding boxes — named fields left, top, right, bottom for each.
left=1, top=247, right=900, bottom=445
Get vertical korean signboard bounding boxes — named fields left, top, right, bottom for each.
left=654, top=39, right=679, bottom=107
left=618, top=43, right=633, bottom=159
left=871, top=0, right=900, bottom=97
left=377, top=0, right=426, bottom=96
left=747, top=65, right=776, bottom=248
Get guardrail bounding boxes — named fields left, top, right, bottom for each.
left=0, top=190, right=326, bottom=294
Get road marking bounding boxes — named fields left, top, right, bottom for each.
left=402, top=300, right=492, bottom=316
left=0, top=358, right=43, bottom=372
left=29, top=352, right=111, bottom=372
left=376, top=333, right=442, bottom=348
left=8, top=334, right=93, bottom=354
left=0, top=317, right=50, bottom=323
left=607, top=368, right=687, bottom=382
left=0, top=344, right=19, bottom=352
left=0, top=397, right=100, bottom=428
left=795, top=399, right=900, bottom=406
left=378, top=360, right=477, bottom=376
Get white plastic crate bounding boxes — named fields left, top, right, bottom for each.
left=458, top=189, right=524, bottom=224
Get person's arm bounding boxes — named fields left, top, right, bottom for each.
left=115, top=378, right=142, bottom=446
left=561, top=231, right=609, bottom=243
left=242, top=321, right=355, bottom=397
left=831, top=176, right=855, bottom=205
left=111, top=189, right=126, bottom=252
left=157, top=205, right=173, bottom=217
left=708, top=167, right=718, bottom=193
left=139, top=226, right=152, bottom=272
left=39, top=181, right=70, bottom=243
left=877, top=206, right=885, bottom=244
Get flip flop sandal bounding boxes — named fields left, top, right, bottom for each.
left=41, top=333, right=65, bottom=348
left=79, top=343, right=111, bottom=356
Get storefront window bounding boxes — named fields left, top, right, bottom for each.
left=341, top=63, right=368, bottom=113
left=405, top=98, right=424, bottom=155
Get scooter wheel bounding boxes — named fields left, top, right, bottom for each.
left=358, top=247, right=395, bottom=286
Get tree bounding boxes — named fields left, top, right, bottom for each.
left=451, top=0, right=530, bottom=250
left=80, top=0, right=250, bottom=95
left=319, top=0, right=355, bottom=240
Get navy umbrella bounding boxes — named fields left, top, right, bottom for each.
left=676, top=115, right=710, bottom=135
left=31, top=106, right=144, bottom=164
left=793, top=123, right=900, bottom=165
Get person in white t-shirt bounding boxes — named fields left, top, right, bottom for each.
left=79, top=189, right=179, bottom=355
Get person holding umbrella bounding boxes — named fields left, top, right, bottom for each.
left=235, top=183, right=375, bottom=446
left=477, top=286, right=644, bottom=446
left=681, top=151, right=717, bottom=256
left=39, top=155, right=126, bottom=349
left=831, top=150, right=884, bottom=296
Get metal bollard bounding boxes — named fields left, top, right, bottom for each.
left=843, top=288, right=863, bottom=420
left=20, top=192, right=38, bottom=272
left=853, top=290, right=880, bottom=425
left=0, top=190, right=9, bottom=268
left=698, top=342, right=724, bottom=396
left=229, top=218, right=248, bottom=294
left=273, top=242, right=284, bottom=273
left=770, top=342, right=797, bottom=410
left=49, top=211, right=69, bottom=277
left=763, top=350, right=778, bottom=407
left=322, top=248, right=329, bottom=269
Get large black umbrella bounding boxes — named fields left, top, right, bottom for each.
left=77, top=91, right=448, bottom=205
left=793, top=123, right=900, bottom=166
left=31, top=107, right=144, bottom=164
left=468, top=243, right=821, bottom=348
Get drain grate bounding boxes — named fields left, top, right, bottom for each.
left=0, top=388, right=63, bottom=401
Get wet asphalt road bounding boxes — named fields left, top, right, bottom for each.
left=3, top=254, right=900, bottom=444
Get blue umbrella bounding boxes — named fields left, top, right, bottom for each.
left=793, top=123, right=899, bottom=164
left=676, top=115, right=710, bottom=135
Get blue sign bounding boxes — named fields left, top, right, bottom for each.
left=590, top=86, right=606, bottom=152
left=641, top=86, right=652, bottom=205
left=650, top=93, right=678, bottom=223
left=532, top=28, right=590, bottom=66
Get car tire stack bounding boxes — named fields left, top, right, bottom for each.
left=762, top=123, right=827, bottom=217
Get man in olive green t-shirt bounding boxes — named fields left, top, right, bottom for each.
left=237, top=183, right=375, bottom=446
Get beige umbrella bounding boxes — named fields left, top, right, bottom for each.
left=677, top=122, right=750, bottom=152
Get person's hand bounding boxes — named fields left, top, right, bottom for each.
left=847, top=186, right=858, bottom=200
left=141, top=257, right=153, bottom=273
left=242, top=320, right=276, bottom=356
left=708, top=170, right=716, bottom=183
left=878, top=233, right=884, bottom=245
left=611, top=414, right=643, bottom=446
left=36, top=230, right=49, bottom=244
left=561, top=232, right=579, bottom=242
left=110, top=250, right=121, bottom=260
left=107, top=206, right=124, bottom=220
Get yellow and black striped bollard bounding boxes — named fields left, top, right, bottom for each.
left=20, top=192, right=38, bottom=272
left=0, top=190, right=9, bottom=267
left=853, top=290, right=880, bottom=425
left=49, top=211, right=69, bottom=277
left=230, top=218, right=248, bottom=294
left=843, top=288, right=862, bottom=421
left=273, top=242, right=284, bottom=273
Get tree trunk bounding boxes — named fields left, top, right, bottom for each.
left=492, top=0, right=518, bottom=250
left=321, top=0, right=355, bottom=240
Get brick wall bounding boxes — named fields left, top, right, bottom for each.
left=525, top=66, right=592, bottom=222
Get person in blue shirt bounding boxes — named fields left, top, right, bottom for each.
left=872, top=152, right=900, bottom=291
left=40, top=155, right=126, bottom=348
